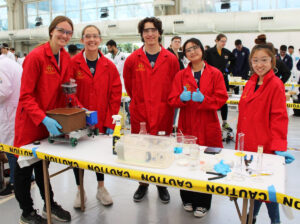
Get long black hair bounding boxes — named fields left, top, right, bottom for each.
left=182, top=38, right=205, bottom=59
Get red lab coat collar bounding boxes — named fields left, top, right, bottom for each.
left=74, top=49, right=107, bottom=78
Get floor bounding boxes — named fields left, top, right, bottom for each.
left=0, top=111, right=299, bottom=224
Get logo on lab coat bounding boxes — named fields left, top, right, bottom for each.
left=45, top=65, right=56, bottom=74
left=75, top=70, right=84, bottom=79
left=136, top=63, right=145, bottom=72
left=185, top=83, right=191, bottom=92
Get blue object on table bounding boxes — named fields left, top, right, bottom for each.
left=214, top=160, right=231, bottom=175
left=86, top=111, right=98, bottom=126
left=275, top=151, right=295, bottom=164
left=174, top=147, right=183, bottom=154
left=42, top=116, right=62, bottom=136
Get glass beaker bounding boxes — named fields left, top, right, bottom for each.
left=237, top=133, right=245, bottom=173
left=256, top=145, right=264, bottom=172
left=170, top=133, right=184, bottom=154
left=183, top=135, right=197, bottom=155
left=139, top=122, right=147, bottom=135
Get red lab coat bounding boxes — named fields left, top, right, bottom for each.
left=69, top=50, right=122, bottom=133
left=168, top=63, right=228, bottom=147
left=14, top=42, right=70, bottom=147
left=236, top=70, right=288, bottom=154
left=123, top=46, right=180, bottom=135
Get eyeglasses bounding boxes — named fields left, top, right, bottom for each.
left=143, top=28, right=158, bottom=33
left=185, top=45, right=200, bottom=54
left=251, top=57, right=272, bottom=65
left=83, top=34, right=101, bottom=39
left=55, top=27, right=73, bottom=36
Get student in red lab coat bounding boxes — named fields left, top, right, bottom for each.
left=168, top=38, right=228, bottom=218
left=123, top=17, right=179, bottom=204
left=236, top=44, right=295, bottom=224
left=13, top=16, right=73, bottom=224
left=68, top=24, right=122, bottom=208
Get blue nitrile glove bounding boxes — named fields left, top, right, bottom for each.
left=214, top=160, right=231, bottom=175
left=180, top=86, right=191, bottom=102
left=42, top=116, right=62, bottom=136
left=106, top=128, right=114, bottom=135
left=275, top=151, right=295, bottom=164
left=192, top=88, right=204, bottom=103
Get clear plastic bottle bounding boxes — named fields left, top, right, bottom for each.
left=139, top=122, right=147, bottom=135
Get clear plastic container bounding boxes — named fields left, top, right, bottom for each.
left=115, top=134, right=175, bottom=169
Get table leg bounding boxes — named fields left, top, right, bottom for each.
left=248, top=199, right=255, bottom=224
left=79, top=168, right=85, bottom=211
left=232, top=198, right=242, bottom=221
left=241, top=198, right=248, bottom=224
left=42, top=160, right=52, bottom=224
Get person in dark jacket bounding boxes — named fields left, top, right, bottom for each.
left=167, top=36, right=185, bottom=70
left=277, top=45, right=293, bottom=71
left=232, top=39, right=250, bottom=94
left=205, top=33, right=235, bottom=131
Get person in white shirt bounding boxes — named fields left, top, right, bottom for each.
left=0, top=54, right=22, bottom=196
left=105, top=40, right=130, bottom=122
left=1, top=43, right=16, bottom=61
left=288, top=45, right=300, bottom=83
left=105, top=40, right=127, bottom=92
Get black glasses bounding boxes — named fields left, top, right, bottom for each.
left=55, top=27, right=73, bottom=36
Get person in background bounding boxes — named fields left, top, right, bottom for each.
left=105, top=39, right=130, bottom=122
left=0, top=53, right=22, bottom=197
left=1, top=43, right=15, bottom=61
left=204, top=45, right=210, bottom=51
left=168, top=38, right=227, bottom=218
left=10, top=47, right=15, bottom=54
left=123, top=17, right=179, bottom=204
left=205, top=33, right=235, bottom=132
left=277, top=45, right=293, bottom=71
left=17, top=52, right=26, bottom=66
left=68, top=25, right=121, bottom=208
left=254, top=35, right=290, bottom=83
left=288, top=45, right=299, bottom=82
left=236, top=44, right=294, bottom=224
left=68, top=44, right=78, bottom=58
left=167, top=36, right=185, bottom=70
left=13, top=16, right=73, bottom=224
left=232, top=39, right=250, bottom=94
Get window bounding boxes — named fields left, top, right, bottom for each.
left=0, top=6, right=7, bottom=31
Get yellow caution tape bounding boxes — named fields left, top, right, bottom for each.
left=226, top=100, right=300, bottom=109
left=229, top=81, right=300, bottom=87
left=1, top=142, right=300, bottom=210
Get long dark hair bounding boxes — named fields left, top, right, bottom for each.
left=182, top=38, right=205, bottom=59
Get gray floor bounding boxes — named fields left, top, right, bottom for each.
left=0, top=111, right=299, bottom=224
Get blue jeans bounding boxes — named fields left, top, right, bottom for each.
left=5, top=152, right=17, bottom=184
left=253, top=200, right=280, bottom=224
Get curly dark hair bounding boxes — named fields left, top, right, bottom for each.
left=138, top=17, right=163, bottom=43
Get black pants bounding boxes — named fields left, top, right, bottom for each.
left=220, top=104, right=228, bottom=121
left=73, top=168, right=104, bottom=185
left=14, top=160, right=55, bottom=217
left=180, top=190, right=212, bottom=210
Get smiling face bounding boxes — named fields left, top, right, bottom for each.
left=142, top=22, right=160, bottom=47
left=185, top=42, right=203, bottom=63
left=50, top=21, right=73, bottom=48
left=251, top=49, right=272, bottom=78
left=81, top=27, right=101, bottom=52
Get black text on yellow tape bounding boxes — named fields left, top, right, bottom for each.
left=3, top=143, right=300, bottom=211
left=0, top=143, right=33, bottom=157
left=286, top=103, right=300, bottom=109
